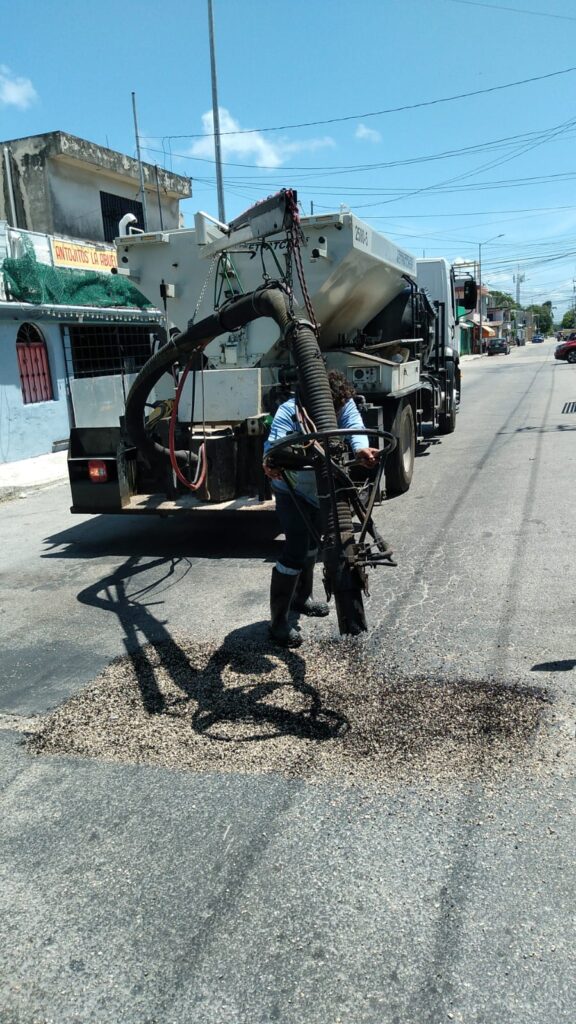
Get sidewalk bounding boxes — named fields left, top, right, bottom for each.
left=0, top=450, right=69, bottom=500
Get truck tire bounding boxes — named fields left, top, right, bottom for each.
left=385, top=400, right=415, bottom=496
left=438, top=360, right=457, bottom=435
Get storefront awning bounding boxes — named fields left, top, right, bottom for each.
left=482, top=324, right=496, bottom=337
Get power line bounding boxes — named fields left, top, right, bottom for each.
left=367, top=205, right=576, bottom=218
left=309, top=171, right=576, bottom=208
left=349, top=114, right=576, bottom=210
left=444, top=0, right=576, bottom=21
left=189, top=168, right=576, bottom=199
left=140, top=66, right=576, bottom=140
left=140, top=121, right=576, bottom=177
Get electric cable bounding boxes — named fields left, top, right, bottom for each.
left=139, top=66, right=576, bottom=139
left=443, top=0, right=576, bottom=22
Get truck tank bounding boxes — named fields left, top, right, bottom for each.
left=114, top=210, right=419, bottom=365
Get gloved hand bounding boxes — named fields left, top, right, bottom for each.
left=355, top=447, right=381, bottom=468
left=263, top=459, right=283, bottom=480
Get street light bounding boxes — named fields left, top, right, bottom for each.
left=478, top=234, right=504, bottom=353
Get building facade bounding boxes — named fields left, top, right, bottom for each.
left=0, top=133, right=191, bottom=464
left=0, top=220, right=165, bottom=462
left=1, top=131, right=191, bottom=241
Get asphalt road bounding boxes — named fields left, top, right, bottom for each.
left=0, top=340, right=574, bottom=1023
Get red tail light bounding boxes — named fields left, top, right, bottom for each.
left=88, top=459, right=108, bottom=483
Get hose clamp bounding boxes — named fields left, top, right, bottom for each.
left=283, top=318, right=322, bottom=343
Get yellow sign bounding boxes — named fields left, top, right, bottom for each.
left=51, top=238, right=118, bottom=273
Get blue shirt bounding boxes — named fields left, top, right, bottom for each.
left=264, top=396, right=370, bottom=506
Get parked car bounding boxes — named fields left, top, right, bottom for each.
left=487, top=337, right=510, bottom=356
left=532, top=333, right=544, bottom=343
left=555, top=336, right=576, bottom=364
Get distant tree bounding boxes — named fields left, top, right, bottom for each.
left=487, top=289, right=516, bottom=308
left=525, top=303, right=553, bottom=335
left=561, top=310, right=576, bottom=330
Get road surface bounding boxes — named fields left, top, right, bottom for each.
left=0, top=340, right=574, bottom=1023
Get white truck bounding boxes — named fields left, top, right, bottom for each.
left=67, top=190, right=476, bottom=633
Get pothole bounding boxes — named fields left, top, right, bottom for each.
left=26, top=636, right=572, bottom=787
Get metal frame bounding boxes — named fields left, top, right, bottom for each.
left=269, top=426, right=397, bottom=569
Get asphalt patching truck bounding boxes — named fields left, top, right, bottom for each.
left=67, top=190, right=476, bottom=634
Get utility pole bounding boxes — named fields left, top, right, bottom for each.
left=208, top=0, right=226, bottom=223
left=131, top=92, right=148, bottom=231
left=478, top=234, right=504, bottom=354
left=514, top=266, right=525, bottom=307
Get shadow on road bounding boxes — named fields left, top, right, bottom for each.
left=43, top=512, right=281, bottom=561
left=75, top=556, right=347, bottom=744
left=532, top=659, right=576, bottom=672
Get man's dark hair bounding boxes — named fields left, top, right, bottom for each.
left=327, top=369, right=355, bottom=409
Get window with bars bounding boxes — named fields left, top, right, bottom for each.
left=67, top=324, right=156, bottom=379
left=100, top=191, right=144, bottom=243
left=16, top=323, right=54, bottom=404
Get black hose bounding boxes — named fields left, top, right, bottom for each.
left=287, top=321, right=364, bottom=633
left=124, top=284, right=291, bottom=465
left=124, top=281, right=363, bottom=631
left=288, top=323, right=352, bottom=542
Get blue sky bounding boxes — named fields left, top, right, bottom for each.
left=3, top=0, right=576, bottom=315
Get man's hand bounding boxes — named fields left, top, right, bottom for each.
left=355, top=447, right=381, bottom=468
left=263, top=459, right=284, bottom=480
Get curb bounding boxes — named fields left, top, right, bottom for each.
left=0, top=487, right=20, bottom=505
left=0, top=476, right=68, bottom=504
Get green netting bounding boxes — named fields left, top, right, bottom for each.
left=1, top=247, right=152, bottom=309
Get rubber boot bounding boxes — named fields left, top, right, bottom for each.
left=293, top=561, right=330, bottom=617
left=269, top=568, right=303, bottom=647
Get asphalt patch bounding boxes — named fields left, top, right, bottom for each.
left=26, top=635, right=571, bottom=787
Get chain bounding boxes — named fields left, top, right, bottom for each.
left=283, top=188, right=319, bottom=335
left=189, top=254, right=218, bottom=326
left=284, top=234, right=295, bottom=317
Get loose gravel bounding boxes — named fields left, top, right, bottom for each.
left=26, top=635, right=574, bottom=788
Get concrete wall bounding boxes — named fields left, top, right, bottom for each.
left=48, top=159, right=181, bottom=240
left=1, top=136, right=52, bottom=233
left=1, top=133, right=191, bottom=239
left=0, top=319, right=71, bottom=462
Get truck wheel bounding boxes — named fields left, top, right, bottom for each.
left=568, top=350, right=576, bottom=364
left=385, top=401, right=415, bottom=496
left=438, top=360, right=457, bottom=435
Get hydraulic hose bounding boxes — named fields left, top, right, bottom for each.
left=124, top=281, right=363, bottom=631
left=124, top=284, right=292, bottom=466
left=287, top=322, right=362, bottom=633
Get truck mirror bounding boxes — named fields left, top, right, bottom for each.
left=462, top=279, right=478, bottom=309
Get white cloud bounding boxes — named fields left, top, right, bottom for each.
left=0, top=65, right=37, bottom=109
left=189, top=108, right=335, bottom=168
left=355, top=123, right=381, bottom=144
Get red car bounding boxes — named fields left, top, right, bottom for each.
left=555, top=334, right=576, bottom=364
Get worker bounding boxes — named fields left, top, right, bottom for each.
left=263, top=370, right=380, bottom=647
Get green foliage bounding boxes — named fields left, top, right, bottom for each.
left=488, top=289, right=516, bottom=308
left=561, top=309, right=576, bottom=329
left=525, top=303, right=553, bottom=335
